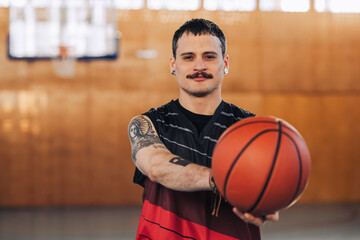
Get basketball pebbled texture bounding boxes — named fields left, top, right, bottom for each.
left=212, top=116, right=311, bottom=215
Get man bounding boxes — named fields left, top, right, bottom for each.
left=128, top=18, right=278, bottom=240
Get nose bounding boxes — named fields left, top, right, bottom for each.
left=193, top=57, right=207, bottom=71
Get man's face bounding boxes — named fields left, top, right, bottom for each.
left=170, top=33, right=229, bottom=98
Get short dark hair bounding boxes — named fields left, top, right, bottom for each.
left=172, top=18, right=226, bottom=58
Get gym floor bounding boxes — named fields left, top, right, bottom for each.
left=0, top=203, right=359, bottom=240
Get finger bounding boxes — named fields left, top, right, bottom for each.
left=232, top=207, right=246, bottom=220
left=243, top=212, right=264, bottom=227
left=266, top=211, right=279, bottom=222
left=233, top=208, right=264, bottom=227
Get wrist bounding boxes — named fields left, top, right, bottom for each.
left=209, top=172, right=217, bottom=192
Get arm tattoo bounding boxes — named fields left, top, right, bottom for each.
left=169, top=157, right=191, bottom=167
left=128, top=116, right=165, bottom=162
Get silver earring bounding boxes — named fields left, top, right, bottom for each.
left=224, top=68, right=228, bottom=75
left=171, top=70, right=176, bottom=75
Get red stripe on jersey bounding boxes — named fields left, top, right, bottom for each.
left=136, top=200, right=241, bottom=240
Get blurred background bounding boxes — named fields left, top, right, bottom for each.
left=0, top=0, right=359, bottom=239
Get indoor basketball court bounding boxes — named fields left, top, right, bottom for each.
left=0, top=0, right=359, bottom=239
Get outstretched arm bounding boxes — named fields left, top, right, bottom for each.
left=128, top=115, right=212, bottom=192
left=128, top=115, right=279, bottom=225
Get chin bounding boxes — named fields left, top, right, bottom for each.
left=191, top=92, right=210, bottom=98
left=184, top=88, right=213, bottom=98
left=181, top=85, right=220, bottom=98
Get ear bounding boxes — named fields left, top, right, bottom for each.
left=223, top=54, right=229, bottom=71
left=170, top=56, right=176, bottom=72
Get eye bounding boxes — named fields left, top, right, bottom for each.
left=183, top=55, right=193, bottom=60
left=205, top=55, right=216, bottom=60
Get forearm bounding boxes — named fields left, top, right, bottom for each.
left=137, top=149, right=212, bottom=192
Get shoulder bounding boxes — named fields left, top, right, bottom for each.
left=142, top=100, right=180, bottom=125
left=128, top=115, right=157, bottom=144
left=129, top=100, right=180, bottom=135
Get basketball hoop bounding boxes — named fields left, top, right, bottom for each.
left=52, top=45, right=76, bottom=78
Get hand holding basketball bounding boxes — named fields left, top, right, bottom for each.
left=212, top=116, right=311, bottom=216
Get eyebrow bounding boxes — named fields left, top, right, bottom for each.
left=179, top=52, right=193, bottom=57
left=179, top=51, right=218, bottom=56
left=203, top=51, right=218, bottom=55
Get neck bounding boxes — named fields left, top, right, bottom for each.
left=178, top=91, right=222, bottom=115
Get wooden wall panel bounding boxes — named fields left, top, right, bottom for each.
left=223, top=93, right=360, bottom=202
left=0, top=8, right=359, bottom=206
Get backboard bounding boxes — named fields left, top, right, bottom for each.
left=8, top=0, right=119, bottom=61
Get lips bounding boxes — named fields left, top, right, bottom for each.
left=194, top=74, right=205, bottom=81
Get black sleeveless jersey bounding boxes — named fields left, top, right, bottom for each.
left=133, top=99, right=260, bottom=240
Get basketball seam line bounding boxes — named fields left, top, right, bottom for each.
left=247, top=121, right=282, bottom=213
left=218, top=120, right=299, bottom=146
left=218, top=121, right=276, bottom=144
left=222, top=128, right=279, bottom=202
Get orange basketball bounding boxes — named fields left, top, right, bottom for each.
left=212, top=116, right=311, bottom=215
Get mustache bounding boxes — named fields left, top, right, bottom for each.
left=186, top=71, right=213, bottom=79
